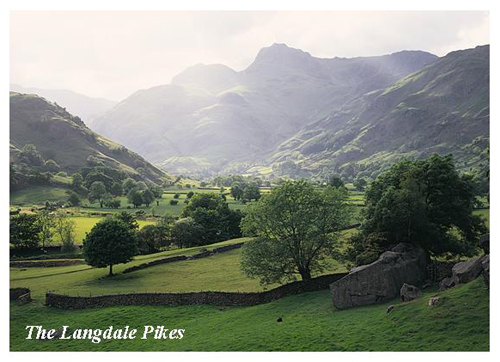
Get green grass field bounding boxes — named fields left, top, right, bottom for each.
left=64, top=216, right=155, bottom=245
left=10, top=237, right=347, bottom=298
left=10, top=278, right=489, bottom=351
left=10, top=186, right=69, bottom=205
left=10, top=238, right=256, bottom=298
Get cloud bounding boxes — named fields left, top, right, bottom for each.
left=10, top=11, right=489, bottom=100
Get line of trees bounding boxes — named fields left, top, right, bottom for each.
left=10, top=211, right=77, bottom=253
left=239, top=154, right=487, bottom=285
left=82, top=193, right=244, bottom=276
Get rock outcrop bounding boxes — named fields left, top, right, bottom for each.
left=453, top=255, right=486, bottom=284
left=400, top=283, right=422, bottom=302
left=330, top=243, right=428, bottom=309
left=439, top=254, right=488, bottom=290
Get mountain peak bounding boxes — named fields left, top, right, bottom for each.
left=171, top=63, right=238, bottom=94
left=255, top=42, right=311, bottom=60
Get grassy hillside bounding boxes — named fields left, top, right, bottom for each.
left=272, top=45, right=489, bottom=179
left=10, top=278, right=488, bottom=351
left=10, top=92, right=172, bottom=185
left=10, top=238, right=254, bottom=297
left=10, top=237, right=347, bottom=298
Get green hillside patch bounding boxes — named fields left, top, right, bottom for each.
left=11, top=186, right=69, bottom=205
left=67, top=216, right=155, bottom=245
left=10, top=238, right=256, bottom=298
left=10, top=278, right=488, bottom=351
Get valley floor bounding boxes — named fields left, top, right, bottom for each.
left=10, top=278, right=489, bottom=351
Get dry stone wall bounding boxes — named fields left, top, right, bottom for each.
left=45, top=273, right=348, bottom=309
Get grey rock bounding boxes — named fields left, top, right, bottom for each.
left=482, top=255, right=490, bottom=288
left=452, top=255, right=486, bottom=284
left=480, top=234, right=489, bottom=254
left=400, top=283, right=422, bottom=302
left=17, top=292, right=31, bottom=305
left=439, top=275, right=459, bottom=290
left=428, top=296, right=440, bottom=306
left=330, top=243, right=428, bottom=309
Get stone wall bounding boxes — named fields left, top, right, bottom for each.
left=10, top=287, right=30, bottom=301
left=45, top=273, right=348, bottom=309
left=10, top=259, right=84, bottom=268
left=122, top=242, right=244, bottom=273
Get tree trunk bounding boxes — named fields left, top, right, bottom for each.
left=299, top=269, right=312, bottom=281
left=109, top=264, right=113, bottom=276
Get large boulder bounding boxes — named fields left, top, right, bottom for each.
left=439, top=254, right=487, bottom=290
left=400, top=283, right=422, bottom=302
left=330, top=243, right=427, bottom=309
left=452, top=255, right=486, bottom=284
left=439, top=275, right=459, bottom=290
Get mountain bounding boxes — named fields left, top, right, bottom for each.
left=271, top=45, right=489, bottom=179
left=92, top=43, right=438, bottom=175
left=10, top=92, right=173, bottom=186
left=10, top=84, right=116, bottom=125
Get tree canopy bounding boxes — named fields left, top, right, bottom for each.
left=83, top=218, right=138, bottom=276
left=181, top=193, right=242, bottom=244
left=353, top=154, right=487, bottom=260
left=241, top=180, right=351, bottom=284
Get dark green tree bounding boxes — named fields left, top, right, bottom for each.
left=328, top=175, right=345, bottom=189
left=141, top=189, right=155, bottom=207
left=20, top=144, right=44, bottom=166
left=354, top=154, right=487, bottom=259
left=242, top=183, right=261, bottom=202
left=71, top=173, right=84, bottom=189
left=89, top=181, right=107, bottom=207
left=113, top=211, right=139, bottom=231
left=241, top=180, right=350, bottom=284
left=122, top=178, right=138, bottom=194
left=127, top=188, right=143, bottom=208
left=10, top=213, right=42, bottom=250
left=181, top=193, right=242, bottom=244
left=83, top=218, right=138, bottom=276
left=110, top=182, right=123, bottom=197
left=67, top=191, right=81, bottom=206
left=171, top=217, right=204, bottom=248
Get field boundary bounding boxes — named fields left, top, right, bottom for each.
left=10, top=259, right=85, bottom=268
left=45, top=273, right=348, bottom=309
left=122, top=242, right=245, bottom=273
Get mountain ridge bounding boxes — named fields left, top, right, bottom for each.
left=10, top=84, right=117, bottom=126
left=91, top=43, right=439, bottom=175
left=10, top=92, right=173, bottom=186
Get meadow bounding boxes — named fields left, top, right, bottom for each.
left=9, top=184, right=490, bottom=351
left=10, top=278, right=489, bottom=351
left=66, top=216, right=154, bottom=245
left=10, top=237, right=345, bottom=298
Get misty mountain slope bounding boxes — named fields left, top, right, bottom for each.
left=92, top=43, right=438, bottom=174
left=10, top=84, right=116, bottom=126
left=272, top=45, right=489, bottom=178
left=10, top=92, right=173, bottom=185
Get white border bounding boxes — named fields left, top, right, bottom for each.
left=1, top=1, right=496, bottom=361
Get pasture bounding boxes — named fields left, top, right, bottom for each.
left=10, top=277, right=489, bottom=351
left=66, top=216, right=155, bottom=245
left=10, top=237, right=346, bottom=298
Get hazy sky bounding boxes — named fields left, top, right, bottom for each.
left=10, top=11, right=489, bottom=101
